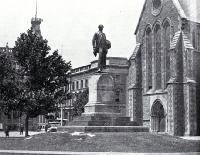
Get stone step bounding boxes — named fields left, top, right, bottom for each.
left=67, top=119, right=139, bottom=126
left=68, top=120, right=113, bottom=126
left=73, top=115, right=127, bottom=122
left=58, top=126, right=149, bottom=133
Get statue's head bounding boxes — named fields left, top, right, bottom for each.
left=98, top=24, right=104, bottom=31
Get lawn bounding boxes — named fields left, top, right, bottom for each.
left=0, top=132, right=199, bottom=152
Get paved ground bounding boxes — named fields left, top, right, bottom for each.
left=0, top=131, right=44, bottom=137
left=180, top=136, right=200, bottom=141
left=0, top=150, right=199, bottom=155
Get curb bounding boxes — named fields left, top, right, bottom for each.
left=0, top=150, right=199, bottom=155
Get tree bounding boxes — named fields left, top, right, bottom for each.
left=72, top=89, right=88, bottom=117
left=13, top=29, right=71, bottom=136
left=0, top=51, right=22, bottom=118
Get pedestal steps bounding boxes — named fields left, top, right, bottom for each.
left=67, top=115, right=138, bottom=126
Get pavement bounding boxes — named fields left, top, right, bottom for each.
left=0, top=150, right=199, bottom=155
left=180, top=136, right=200, bottom=141
left=0, top=131, right=44, bottom=137
left=1, top=131, right=200, bottom=141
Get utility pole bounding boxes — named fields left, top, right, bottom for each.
left=68, top=71, right=72, bottom=122
left=60, top=103, right=63, bottom=126
left=60, top=86, right=65, bottom=126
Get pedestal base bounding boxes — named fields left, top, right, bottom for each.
left=67, top=113, right=138, bottom=126
left=58, top=126, right=149, bottom=133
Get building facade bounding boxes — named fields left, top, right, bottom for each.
left=127, top=0, right=200, bottom=136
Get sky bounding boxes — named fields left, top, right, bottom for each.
left=0, top=0, right=145, bottom=68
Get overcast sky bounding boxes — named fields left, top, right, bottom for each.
left=0, top=0, right=145, bottom=68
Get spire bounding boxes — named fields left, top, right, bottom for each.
left=31, top=0, right=42, bottom=37
left=35, top=0, right=37, bottom=19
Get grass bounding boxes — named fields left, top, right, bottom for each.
left=0, top=132, right=199, bottom=152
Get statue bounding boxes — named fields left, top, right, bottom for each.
left=92, top=24, right=111, bottom=72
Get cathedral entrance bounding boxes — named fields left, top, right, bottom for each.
left=151, top=100, right=165, bottom=132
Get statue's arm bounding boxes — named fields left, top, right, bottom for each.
left=104, top=33, right=107, bottom=40
left=92, top=33, right=97, bottom=48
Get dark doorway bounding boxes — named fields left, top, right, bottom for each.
left=151, top=100, right=165, bottom=132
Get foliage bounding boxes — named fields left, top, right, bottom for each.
left=0, top=51, right=22, bottom=115
left=12, top=29, right=71, bottom=136
left=72, top=89, right=88, bottom=116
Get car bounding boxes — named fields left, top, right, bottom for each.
left=47, top=126, right=57, bottom=132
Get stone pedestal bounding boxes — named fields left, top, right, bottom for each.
left=68, top=72, right=137, bottom=126
left=84, top=73, right=119, bottom=115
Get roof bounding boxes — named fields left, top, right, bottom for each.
left=129, top=43, right=141, bottom=60
left=170, top=30, right=194, bottom=50
left=135, top=0, right=200, bottom=34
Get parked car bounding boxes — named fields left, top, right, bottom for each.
left=47, top=126, right=57, bottom=132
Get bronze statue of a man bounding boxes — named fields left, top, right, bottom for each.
left=92, top=24, right=111, bottom=72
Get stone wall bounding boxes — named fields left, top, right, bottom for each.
left=194, top=51, right=200, bottom=135
left=127, top=47, right=143, bottom=125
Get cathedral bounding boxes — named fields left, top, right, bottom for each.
left=127, top=0, right=200, bottom=136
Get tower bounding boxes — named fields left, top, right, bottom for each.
left=31, top=0, right=42, bottom=37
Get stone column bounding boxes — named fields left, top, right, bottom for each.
left=128, top=86, right=143, bottom=125
left=152, top=33, right=156, bottom=91
left=184, top=82, right=197, bottom=135
left=183, top=49, right=197, bottom=136
left=167, top=42, right=185, bottom=136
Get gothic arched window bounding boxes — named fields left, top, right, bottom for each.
left=163, top=20, right=170, bottom=87
left=154, top=24, right=162, bottom=90
left=197, top=27, right=200, bottom=51
left=146, top=27, right=153, bottom=90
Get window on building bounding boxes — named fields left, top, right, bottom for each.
left=81, top=80, right=83, bottom=89
left=154, top=24, right=162, bottom=90
left=197, top=27, right=200, bottom=51
left=163, top=20, right=170, bottom=87
left=76, top=81, right=79, bottom=90
left=115, top=90, right=120, bottom=103
left=72, top=82, right=75, bottom=90
left=146, top=26, right=152, bottom=90
left=85, top=79, right=88, bottom=88
left=192, top=30, right=196, bottom=49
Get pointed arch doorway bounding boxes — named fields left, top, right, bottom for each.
left=151, top=100, right=165, bottom=132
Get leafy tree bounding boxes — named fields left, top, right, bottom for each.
left=72, top=89, right=88, bottom=117
left=0, top=51, right=22, bottom=117
left=13, top=29, right=71, bottom=136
